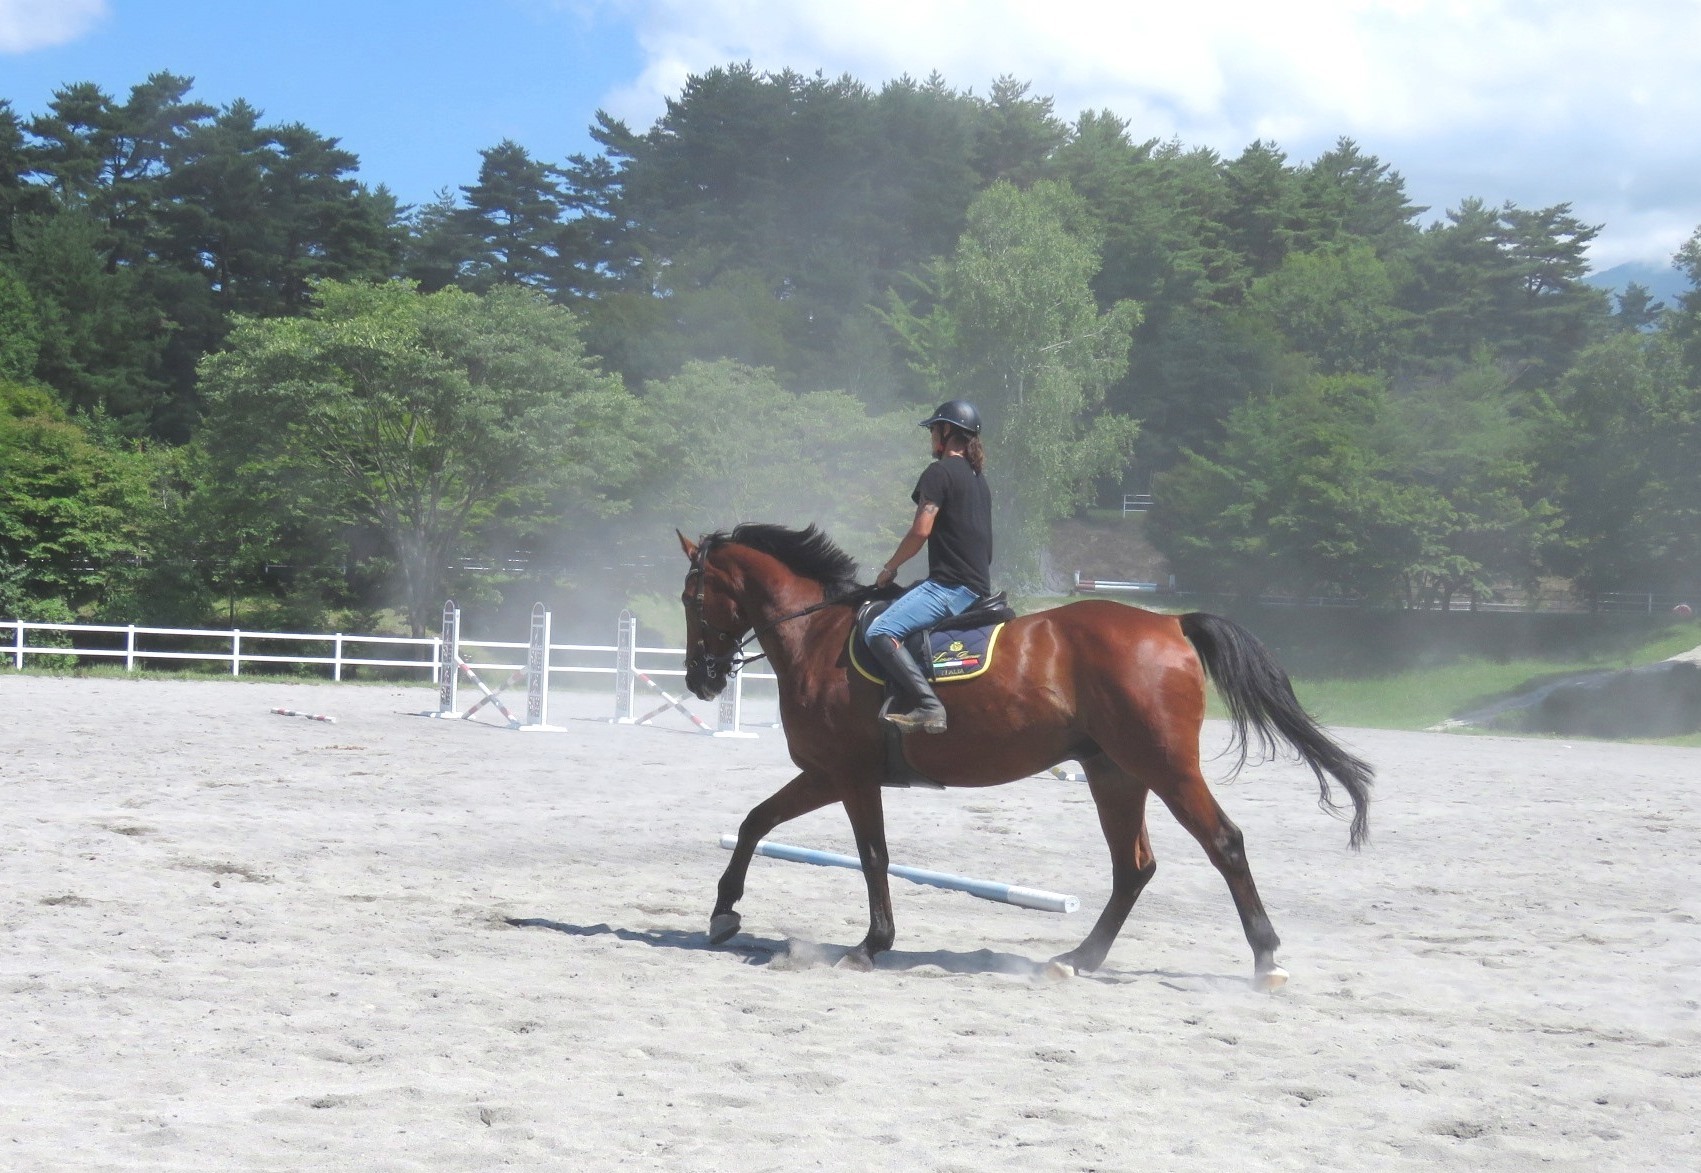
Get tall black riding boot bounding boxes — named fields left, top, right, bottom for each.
left=868, top=635, right=948, bottom=734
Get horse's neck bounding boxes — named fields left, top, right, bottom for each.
left=740, top=573, right=843, bottom=677
left=757, top=604, right=850, bottom=690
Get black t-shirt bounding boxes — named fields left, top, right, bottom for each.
left=912, top=455, right=993, bottom=596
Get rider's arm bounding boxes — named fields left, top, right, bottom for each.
left=875, top=501, right=938, bottom=588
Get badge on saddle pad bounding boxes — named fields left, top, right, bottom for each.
left=849, top=621, right=1005, bottom=685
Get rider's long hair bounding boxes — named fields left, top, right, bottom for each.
left=951, top=427, right=986, bottom=475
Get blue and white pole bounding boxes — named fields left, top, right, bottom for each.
left=719, top=834, right=1078, bottom=914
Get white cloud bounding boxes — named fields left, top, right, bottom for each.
left=0, top=0, right=108, bottom=54
left=593, top=0, right=1701, bottom=266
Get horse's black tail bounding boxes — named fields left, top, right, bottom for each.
left=1180, top=612, right=1373, bottom=850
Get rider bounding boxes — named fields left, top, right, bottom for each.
left=866, top=400, right=993, bottom=735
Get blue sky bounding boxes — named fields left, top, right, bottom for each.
left=1, top=1, right=641, bottom=203
left=4, top=0, right=1699, bottom=272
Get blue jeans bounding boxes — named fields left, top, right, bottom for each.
left=865, top=580, right=981, bottom=643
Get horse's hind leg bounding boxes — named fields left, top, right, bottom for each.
left=710, top=771, right=838, bottom=944
left=1150, top=762, right=1286, bottom=989
left=1052, top=755, right=1156, bottom=975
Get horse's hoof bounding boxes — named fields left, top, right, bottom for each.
left=834, top=948, right=875, bottom=972
left=707, top=913, right=741, bottom=944
left=1042, top=959, right=1076, bottom=982
left=1253, top=965, right=1289, bottom=991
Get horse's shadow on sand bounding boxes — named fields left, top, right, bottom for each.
left=506, top=917, right=1244, bottom=989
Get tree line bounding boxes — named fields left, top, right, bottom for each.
left=3, top=65, right=1699, bottom=639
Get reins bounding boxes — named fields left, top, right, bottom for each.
left=730, top=589, right=877, bottom=668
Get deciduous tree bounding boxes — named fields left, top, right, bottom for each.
left=1533, top=330, right=1701, bottom=595
left=0, top=380, right=161, bottom=612
left=637, top=358, right=913, bottom=557
left=1151, top=375, right=1443, bottom=601
left=884, top=181, right=1140, bottom=585
left=196, top=280, right=639, bottom=634
left=1241, top=242, right=1408, bottom=374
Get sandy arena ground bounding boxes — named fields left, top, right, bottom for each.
left=2, top=674, right=1697, bottom=1171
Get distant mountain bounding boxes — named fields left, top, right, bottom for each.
left=1586, top=261, right=1691, bottom=309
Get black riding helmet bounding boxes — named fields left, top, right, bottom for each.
left=919, top=399, right=982, bottom=435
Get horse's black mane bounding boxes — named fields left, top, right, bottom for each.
left=708, top=523, right=864, bottom=599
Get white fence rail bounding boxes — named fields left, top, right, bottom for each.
left=5, top=620, right=439, bottom=678
left=1, top=616, right=778, bottom=695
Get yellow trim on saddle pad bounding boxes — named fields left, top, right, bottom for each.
left=850, top=622, right=1006, bottom=685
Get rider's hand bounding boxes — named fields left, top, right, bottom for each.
left=875, top=564, right=897, bottom=589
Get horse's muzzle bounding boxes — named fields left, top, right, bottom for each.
left=685, top=651, right=732, bottom=701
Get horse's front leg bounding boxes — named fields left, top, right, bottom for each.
left=710, top=771, right=838, bottom=944
left=836, top=778, right=893, bottom=971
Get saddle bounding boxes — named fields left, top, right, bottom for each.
left=850, top=592, right=1017, bottom=685
left=850, top=592, right=1017, bottom=790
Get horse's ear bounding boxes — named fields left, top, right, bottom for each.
left=677, top=530, right=698, bottom=560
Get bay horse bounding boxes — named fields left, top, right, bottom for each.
left=679, top=523, right=1372, bottom=988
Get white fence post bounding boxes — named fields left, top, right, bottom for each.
left=333, top=633, right=344, bottom=682
left=231, top=630, right=241, bottom=676
left=11, top=620, right=21, bottom=669
left=125, top=625, right=136, bottom=672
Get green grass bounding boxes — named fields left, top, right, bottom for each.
left=1290, top=627, right=1701, bottom=745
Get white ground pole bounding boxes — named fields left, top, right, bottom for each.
left=718, top=834, right=1079, bottom=914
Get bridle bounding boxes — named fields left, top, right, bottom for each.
left=684, top=540, right=748, bottom=691
left=685, top=538, right=874, bottom=686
